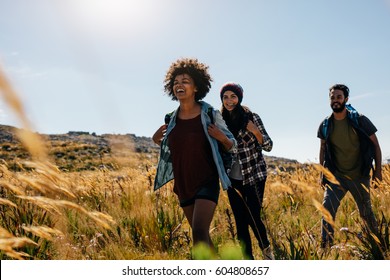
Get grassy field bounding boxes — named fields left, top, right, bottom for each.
left=1, top=69, right=389, bottom=260
left=0, top=144, right=389, bottom=260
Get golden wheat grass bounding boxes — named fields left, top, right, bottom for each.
left=269, top=182, right=294, bottom=194
left=0, top=225, right=37, bottom=260
left=312, top=164, right=340, bottom=185
left=0, top=198, right=17, bottom=208
left=16, top=196, right=114, bottom=230
left=0, top=227, right=13, bottom=239
left=0, top=66, right=47, bottom=160
left=291, top=179, right=317, bottom=195
left=312, top=198, right=335, bottom=228
left=21, top=161, right=76, bottom=198
left=21, top=225, right=64, bottom=241
left=0, top=180, right=26, bottom=195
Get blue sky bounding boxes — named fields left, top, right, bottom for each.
left=1, top=0, right=389, bottom=163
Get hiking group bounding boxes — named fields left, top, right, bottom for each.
left=152, top=57, right=383, bottom=260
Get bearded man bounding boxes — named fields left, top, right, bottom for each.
left=317, top=84, right=382, bottom=249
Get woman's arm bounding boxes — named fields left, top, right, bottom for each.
left=251, top=112, right=273, bottom=152
left=207, top=123, right=234, bottom=151
left=208, top=109, right=236, bottom=152
left=152, top=124, right=167, bottom=146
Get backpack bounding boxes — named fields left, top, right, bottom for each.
left=321, top=104, right=375, bottom=176
left=322, top=103, right=359, bottom=137
left=164, top=108, right=234, bottom=174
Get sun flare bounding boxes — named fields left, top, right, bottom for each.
left=64, top=0, right=159, bottom=36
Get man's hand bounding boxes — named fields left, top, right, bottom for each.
left=372, top=169, right=382, bottom=189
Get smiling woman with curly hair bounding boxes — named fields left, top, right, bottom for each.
left=153, top=57, right=236, bottom=256
left=163, top=58, right=212, bottom=101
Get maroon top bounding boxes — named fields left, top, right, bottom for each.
left=168, top=114, right=218, bottom=201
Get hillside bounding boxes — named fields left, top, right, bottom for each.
left=0, top=125, right=159, bottom=171
left=0, top=124, right=299, bottom=172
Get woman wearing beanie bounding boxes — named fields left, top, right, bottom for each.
left=152, top=58, right=236, bottom=257
left=220, top=82, right=274, bottom=260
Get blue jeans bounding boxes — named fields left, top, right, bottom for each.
left=321, top=175, right=379, bottom=248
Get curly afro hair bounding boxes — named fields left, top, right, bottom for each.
left=164, top=58, right=213, bottom=101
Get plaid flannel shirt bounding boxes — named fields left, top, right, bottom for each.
left=236, top=112, right=272, bottom=186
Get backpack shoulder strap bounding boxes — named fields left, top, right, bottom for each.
left=346, top=103, right=360, bottom=127
left=207, top=107, right=214, bottom=124
left=322, top=116, right=330, bottom=137
left=164, top=111, right=175, bottom=125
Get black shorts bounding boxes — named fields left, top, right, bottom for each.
left=180, top=179, right=220, bottom=207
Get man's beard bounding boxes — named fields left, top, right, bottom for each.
left=331, top=101, right=346, bottom=113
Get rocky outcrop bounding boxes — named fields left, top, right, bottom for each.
left=0, top=125, right=158, bottom=171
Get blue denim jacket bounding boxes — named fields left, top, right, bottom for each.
left=154, top=101, right=236, bottom=191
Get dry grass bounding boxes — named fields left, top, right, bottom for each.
left=1, top=65, right=390, bottom=260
